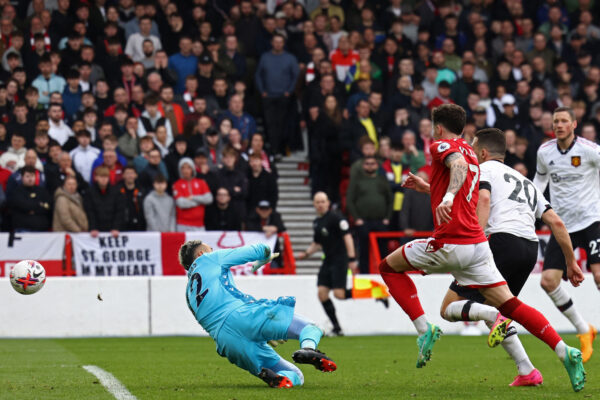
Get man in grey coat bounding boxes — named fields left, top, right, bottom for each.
left=144, top=174, right=176, bottom=232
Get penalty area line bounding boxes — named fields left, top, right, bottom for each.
left=83, top=365, right=138, bottom=400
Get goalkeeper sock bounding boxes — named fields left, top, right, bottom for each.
left=270, top=359, right=304, bottom=386
left=379, top=258, right=425, bottom=322
left=485, top=321, right=535, bottom=375
left=443, top=300, right=498, bottom=323
left=321, top=299, right=341, bottom=331
left=547, top=285, right=589, bottom=334
left=299, top=324, right=322, bottom=349
left=499, top=297, right=562, bottom=351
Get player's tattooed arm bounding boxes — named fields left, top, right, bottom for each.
left=444, top=152, right=469, bottom=196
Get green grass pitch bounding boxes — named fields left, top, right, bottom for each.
left=0, top=334, right=596, bottom=399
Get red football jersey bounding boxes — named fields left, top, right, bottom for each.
left=429, top=138, right=487, bottom=244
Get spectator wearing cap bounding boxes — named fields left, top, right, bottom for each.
left=169, top=37, right=198, bottom=94
left=196, top=53, right=215, bottom=97
left=143, top=173, right=176, bottom=232
left=255, top=33, right=300, bottom=157
left=202, top=127, right=225, bottom=170
left=31, top=55, right=66, bottom=107
left=221, top=94, right=256, bottom=144
left=138, top=94, right=173, bottom=145
left=172, top=157, right=213, bottom=232
left=193, top=149, right=219, bottom=193
left=125, top=16, right=162, bottom=63
left=247, top=152, right=278, bottom=211
left=70, top=129, right=100, bottom=184
left=472, top=106, right=489, bottom=130
left=494, top=94, right=520, bottom=132
left=427, top=80, right=454, bottom=110
left=9, top=165, right=51, bottom=232
left=205, top=187, right=242, bottom=231
left=84, top=165, right=124, bottom=238
left=246, top=199, right=286, bottom=238
left=47, top=103, right=73, bottom=147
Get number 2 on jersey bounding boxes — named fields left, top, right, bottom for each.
left=466, top=164, right=479, bottom=202
left=188, top=273, right=209, bottom=308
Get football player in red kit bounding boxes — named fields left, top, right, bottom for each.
left=379, top=104, right=586, bottom=392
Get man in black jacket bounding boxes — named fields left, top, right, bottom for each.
left=247, top=152, right=277, bottom=211
left=205, top=187, right=242, bottom=231
left=217, top=146, right=248, bottom=219
left=84, top=166, right=124, bottom=237
left=9, top=166, right=51, bottom=232
left=117, top=166, right=146, bottom=231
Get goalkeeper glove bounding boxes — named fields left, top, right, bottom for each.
left=251, top=252, right=280, bottom=273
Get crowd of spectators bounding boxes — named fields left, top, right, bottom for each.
left=0, top=0, right=599, bottom=271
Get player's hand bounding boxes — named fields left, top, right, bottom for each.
left=566, top=259, right=585, bottom=287
left=402, top=172, right=429, bottom=193
left=435, top=201, right=453, bottom=224
left=349, top=260, right=359, bottom=274
left=268, top=339, right=287, bottom=348
left=252, top=252, right=280, bottom=273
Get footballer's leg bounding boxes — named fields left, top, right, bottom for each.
left=286, top=314, right=337, bottom=372
left=480, top=284, right=586, bottom=392
left=317, top=260, right=345, bottom=336
left=541, top=235, right=593, bottom=353
left=440, top=288, right=540, bottom=386
left=380, top=241, right=442, bottom=368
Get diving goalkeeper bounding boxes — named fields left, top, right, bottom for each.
left=180, top=240, right=336, bottom=388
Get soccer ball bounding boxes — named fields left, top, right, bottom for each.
left=9, top=260, right=46, bottom=295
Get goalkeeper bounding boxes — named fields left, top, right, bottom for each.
left=180, top=240, right=336, bottom=388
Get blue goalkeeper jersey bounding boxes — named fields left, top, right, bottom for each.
left=185, top=244, right=271, bottom=339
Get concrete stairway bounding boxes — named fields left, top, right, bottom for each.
left=276, top=154, right=322, bottom=275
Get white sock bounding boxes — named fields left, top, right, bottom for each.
left=413, top=315, right=429, bottom=335
left=443, top=300, right=498, bottom=324
left=547, top=285, right=589, bottom=334
left=301, top=339, right=316, bottom=349
left=554, top=340, right=567, bottom=361
left=484, top=321, right=534, bottom=375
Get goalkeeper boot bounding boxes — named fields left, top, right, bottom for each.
left=563, top=346, right=586, bottom=392
left=292, top=348, right=337, bottom=372
left=488, top=314, right=512, bottom=348
left=258, top=368, right=293, bottom=388
left=416, top=322, right=442, bottom=368
left=576, top=324, right=597, bottom=363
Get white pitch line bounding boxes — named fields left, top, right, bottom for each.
left=83, top=365, right=138, bottom=400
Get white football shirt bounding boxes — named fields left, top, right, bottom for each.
left=480, top=160, right=550, bottom=241
left=533, top=137, right=600, bottom=232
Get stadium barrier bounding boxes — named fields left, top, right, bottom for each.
left=368, top=231, right=587, bottom=274
left=0, top=274, right=598, bottom=338
left=0, top=231, right=296, bottom=277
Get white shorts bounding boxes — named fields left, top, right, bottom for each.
left=402, top=238, right=506, bottom=288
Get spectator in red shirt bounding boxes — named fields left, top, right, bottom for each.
left=172, top=157, right=213, bottom=231
left=91, top=149, right=124, bottom=185
left=330, top=35, right=360, bottom=82
left=427, top=80, right=454, bottom=110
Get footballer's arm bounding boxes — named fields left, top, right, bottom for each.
left=437, top=152, right=469, bottom=224
left=343, top=233, right=359, bottom=273
left=533, top=154, right=549, bottom=192
left=476, top=186, right=491, bottom=230
left=541, top=209, right=585, bottom=287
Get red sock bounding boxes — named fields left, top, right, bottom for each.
left=499, top=297, right=562, bottom=350
left=379, top=258, right=424, bottom=320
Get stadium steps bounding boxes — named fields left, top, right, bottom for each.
left=276, top=154, right=321, bottom=275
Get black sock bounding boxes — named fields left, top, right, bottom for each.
left=321, top=299, right=341, bottom=330
left=345, top=289, right=353, bottom=299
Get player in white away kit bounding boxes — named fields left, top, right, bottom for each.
left=533, top=107, right=598, bottom=363
left=436, top=128, right=580, bottom=386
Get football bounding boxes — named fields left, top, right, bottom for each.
left=9, top=260, right=46, bottom=295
